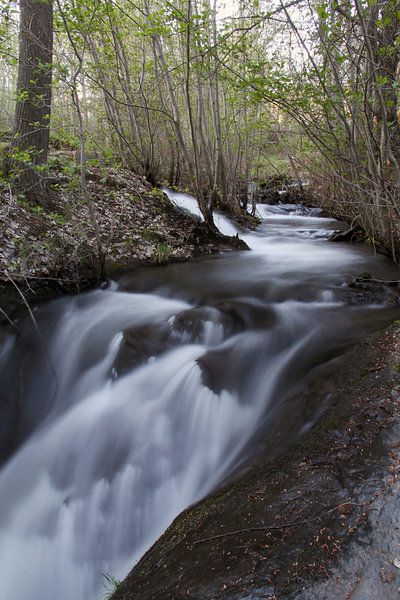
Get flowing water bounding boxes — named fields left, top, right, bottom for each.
left=0, top=192, right=399, bottom=600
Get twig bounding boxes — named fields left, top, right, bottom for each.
left=6, top=184, right=14, bottom=217
left=5, top=271, right=40, bottom=332
left=192, top=502, right=368, bottom=546
left=0, top=305, right=17, bottom=328
left=0, top=273, right=90, bottom=284
left=23, top=275, right=36, bottom=295
left=355, top=277, right=400, bottom=285
left=4, top=271, right=59, bottom=391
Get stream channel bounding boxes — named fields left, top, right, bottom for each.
left=0, top=191, right=399, bottom=600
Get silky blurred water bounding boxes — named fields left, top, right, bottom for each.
left=0, top=192, right=399, bottom=600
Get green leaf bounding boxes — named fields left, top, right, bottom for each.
left=317, top=3, right=329, bottom=20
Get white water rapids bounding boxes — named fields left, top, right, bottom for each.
left=0, top=191, right=399, bottom=600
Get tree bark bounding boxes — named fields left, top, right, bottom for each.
left=11, top=0, right=53, bottom=199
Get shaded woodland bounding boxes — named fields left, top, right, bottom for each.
left=0, top=0, right=399, bottom=258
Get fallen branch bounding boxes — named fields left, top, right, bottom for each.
left=3, top=271, right=59, bottom=392
left=0, top=272, right=92, bottom=284
left=0, top=305, right=17, bottom=328
left=5, top=271, right=40, bottom=332
left=192, top=502, right=368, bottom=546
left=330, top=226, right=364, bottom=243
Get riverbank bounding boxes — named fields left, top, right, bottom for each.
left=111, top=319, right=400, bottom=600
left=1, top=186, right=399, bottom=600
left=0, top=168, right=248, bottom=321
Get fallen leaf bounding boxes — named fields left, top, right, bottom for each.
left=380, top=568, right=395, bottom=583
left=337, top=503, right=354, bottom=515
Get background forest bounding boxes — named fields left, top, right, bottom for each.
left=0, top=0, right=399, bottom=260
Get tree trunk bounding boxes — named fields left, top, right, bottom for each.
left=11, top=0, right=53, bottom=200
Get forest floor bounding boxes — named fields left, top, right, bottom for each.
left=0, top=167, right=248, bottom=321
left=112, top=321, right=400, bottom=600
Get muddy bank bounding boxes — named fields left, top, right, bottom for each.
left=111, top=321, right=400, bottom=600
left=0, top=169, right=248, bottom=321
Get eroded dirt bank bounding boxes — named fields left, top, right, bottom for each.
left=111, top=321, right=400, bottom=600
left=0, top=170, right=249, bottom=321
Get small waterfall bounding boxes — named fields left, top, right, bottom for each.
left=0, top=293, right=302, bottom=600
left=163, top=187, right=242, bottom=237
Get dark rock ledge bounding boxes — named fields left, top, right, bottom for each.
left=111, top=322, right=400, bottom=600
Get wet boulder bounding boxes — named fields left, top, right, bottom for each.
left=112, top=321, right=173, bottom=377
left=197, top=329, right=277, bottom=397
left=112, top=306, right=242, bottom=377
left=339, top=276, right=400, bottom=306
left=196, top=302, right=277, bottom=395
left=170, top=306, right=238, bottom=344
left=212, top=299, right=276, bottom=331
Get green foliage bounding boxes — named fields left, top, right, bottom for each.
left=156, top=242, right=172, bottom=263
left=149, top=187, right=165, bottom=199
left=316, top=3, right=329, bottom=20
left=32, top=205, right=45, bottom=215
left=14, top=89, right=29, bottom=103
left=101, top=572, right=121, bottom=599
left=49, top=211, right=66, bottom=225
left=142, top=227, right=163, bottom=243
left=1, top=0, right=396, bottom=261
left=60, top=161, right=80, bottom=189
left=125, top=234, right=140, bottom=248
left=50, top=129, right=79, bottom=150
left=13, top=236, right=30, bottom=262
left=259, top=155, right=291, bottom=177
left=9, top=146, right=35, bottom=166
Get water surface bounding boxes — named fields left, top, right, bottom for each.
left=0, top=193, right=398, bottom=600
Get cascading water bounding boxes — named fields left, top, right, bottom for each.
left=0, top=192, right=399, bottom=600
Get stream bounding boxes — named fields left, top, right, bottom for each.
left=0, top=192, right=399, bottom=600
